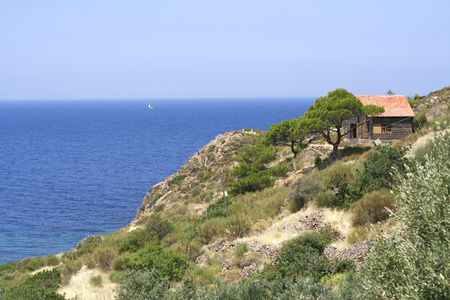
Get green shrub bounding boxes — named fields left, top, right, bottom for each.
left=227, top=216, right=251, bottom=239
left=61, top=260, right=82, bottom=279
left=357, top=145, right=409, bottom=193
left=227, top=138, right=286, bottom=196
left=123, top=243, right=188, bottom=282
left=146, top=214, right=174, bottom=241
left=1, top=269, right=65, bottom=300
left=119, top=215, right=173, bottom=254
left=331, top=258, right=355, bottom=274
left=45, top=255, right=60, bottom=267
left=0, top=262, right=17, bottom=274
left=234, top=244, right=249, bottom=258
left=291, top=232, right=329, bottom=254
left=154, top=203, right=165, bottom=213
left=314, top=190, right=336, bottom=208
left=362, top=132, right=450, bottom=299
left=22, top=257, right=45, bottom=272
left=351, top=188, right=395, bottom=226
left=193, top=268, right=216, bottom=284
left=321, top=162, right=360, bottom=208
left=93, top=247, right=116, bottom=271
left=288, top=175, right=323, bottom=212
left=413, top=112, right=428, bottom=130
left=89, top=275, right=103, bottom=287
left=172, top=174, right=186, bottom=185
left=272, top=276, right=334, bottom=299
left=347, top=226, right=369, bottom=245
left=118, top=228, right=157, bottom=254
left=108, top=271, right=125, bottom=283
left=336, top=271, right=365, bottom=299
left=112, top=257, right=126, bottom=271
left=197, top=278, right=269, bottom=300
left=318, top=224, right=341, bottom=243
left=314, top=155, right=322, bottom=168
left=116, top=270, right=169, bottom=300
left=196, top=217, right=227, bottom=244
left=75, top=235, right=102, bottom=250
left=260, top=232, right=333, bottom=281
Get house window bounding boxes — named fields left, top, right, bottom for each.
left=381, top=124, right=392, bottom=133
left=373, top=124, right=381, bottom=134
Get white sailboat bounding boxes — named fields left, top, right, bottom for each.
left=148, top=102, right=154, bottom=109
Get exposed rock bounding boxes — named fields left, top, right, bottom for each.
left=195, top=254, right=206, bottom=265
left=203, top=238, right=279, bottom=264
left=294, top=213, right=325, bottom=232
left=323, top=241, right=369, bottom=269
left=302, top=145, right=333, bottom=157
left=240, top=263, right=257, bottom=279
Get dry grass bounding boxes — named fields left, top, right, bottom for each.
left=58, top=266, right=117, bottom=300
left=236, top=204, right=354, bottom=250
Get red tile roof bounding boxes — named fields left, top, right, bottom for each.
left=355, top=95, right=415, bottom=117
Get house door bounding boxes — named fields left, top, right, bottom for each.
left=350, top=124, right=357, bottom=138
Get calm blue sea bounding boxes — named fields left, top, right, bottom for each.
left=0, top=98, right=313, bottom=264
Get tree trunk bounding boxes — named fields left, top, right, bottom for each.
left=290, top=141, right=298, bottom=158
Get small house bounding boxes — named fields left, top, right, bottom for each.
left=345, top=95, right=415, bottom=143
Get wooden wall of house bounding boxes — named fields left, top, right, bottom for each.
left=345, top=116, right=414, bottom=140
left=372, top=117, right=414, bottom=140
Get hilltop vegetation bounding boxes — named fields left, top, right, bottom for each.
left=0, top=87, right=449, bottom=299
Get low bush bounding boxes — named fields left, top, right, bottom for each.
left=22, top=257, right=45, bottom=272
left=260, top=232, right=333, bottom=282
left=146, top=214, right=174, bottom=241
left=119, top=215, right=173, bottom=254
left=1, top=269, right=65, bottom=300
left=193, top=268, right=216, bottom=284
left=123, top=243, right=188, bottom=282
left=75, top=235, right=103, bottom=250
left=319, top=224, right=341, bottom=243
left=45, top=255, right=60, bottom=267
left=196, top=217, right=227, bottom=244
left=93, top=247, right=116, bottom=271
left=112, top=257, right=126, bottom=271
left=172, top=174, right=186, bottom=185
left=227, top=216, right=251, bottom=239
left=108, top=271, right=125, bottom=283
left=347, top=226, right=369, bottom=245
left=291, top=232, right=329, bottom=254
left=319, top=162, right=360, bottom=208
left=115, top=269, right=169, bottom=300
left=89, top=275, right=103, bottom=287
left=154, top=203, right=165, bottom=213
left=413, top=112, right=428, bottom=130
left=288, top=175, right=322, bottom=212
left=357, top=145, right=409, bottom=193
left=0, top=262, right=17, bottom=274
left=314, top=190, right=336, bottom=208
left=351, top=188, right=395, bottom=226
left=234, top=244, right=249, bottom=258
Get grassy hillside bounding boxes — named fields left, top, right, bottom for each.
left=0, top=88, right=449, bottom=299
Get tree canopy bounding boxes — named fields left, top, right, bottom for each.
left=266, top=118, right=309, bottom=158
left=301, top=88, right=384, bottom=156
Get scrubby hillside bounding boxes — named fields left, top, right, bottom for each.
left=0, top=87, right=449, bottom=300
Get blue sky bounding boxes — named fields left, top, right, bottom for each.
left=1, top=1, right=449, bottom=100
